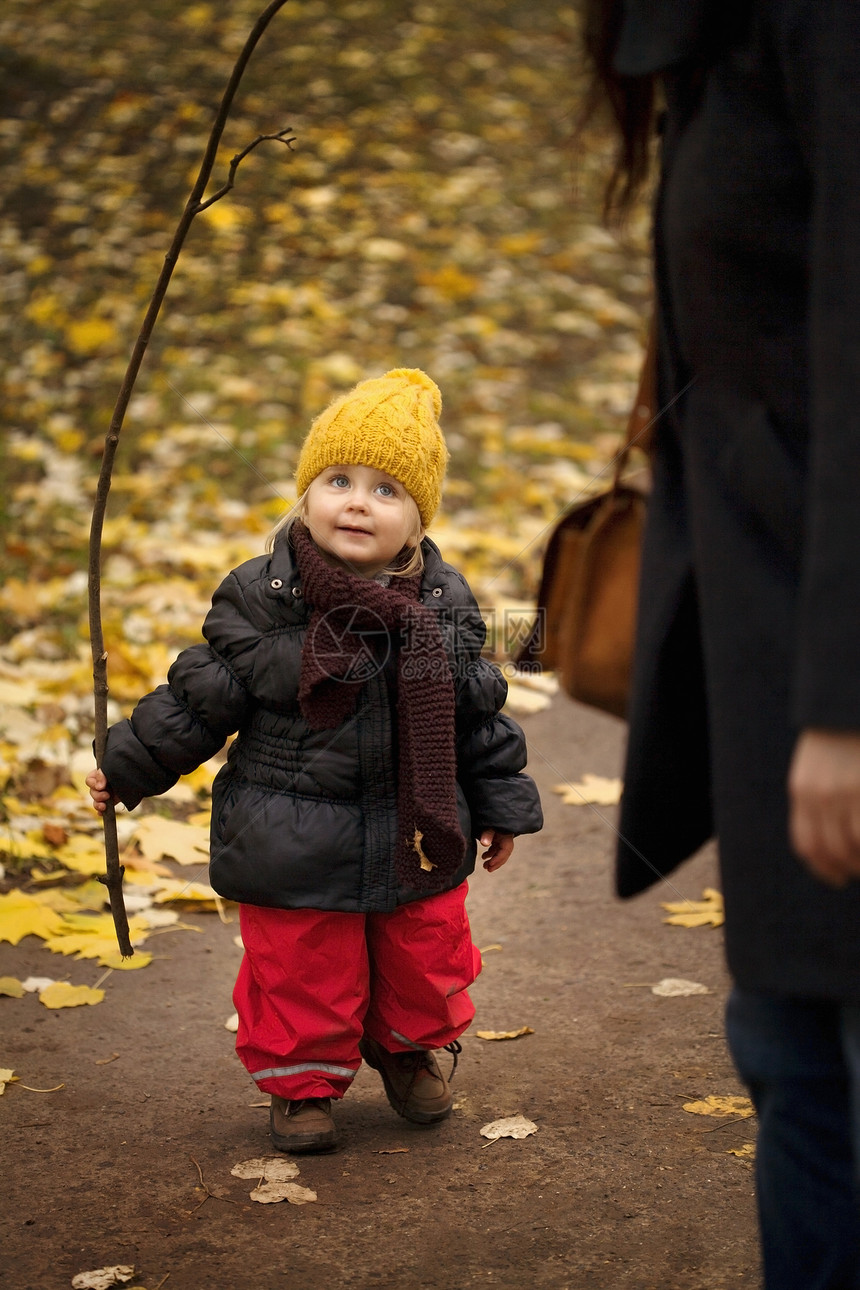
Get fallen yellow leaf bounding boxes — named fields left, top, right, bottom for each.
left=42, top=912, right=150, bottom=966
left=39, top=982, right=105, bottom=1008
left=130, top=815, right=210, bottom=865
left=475, top=1026, right=534, bottom=1041
left=0, top=1067, right=19, bottom=1094
left=553, top=774, right=623, bottom=806
left=0, top=975, right=25, bottom=997
left=728, top=1143, right=756, bottom=1160
left=53, top=834, right=110, bottom=876
left=98, top=950, right=152, bottom=971
left=682, top=1095, right=755, bottom=1119
left=151, top=878, right=218, bottom=905
left=661, top=888, right=724, bottom=928
left=0, top=890, right=66, bottom=944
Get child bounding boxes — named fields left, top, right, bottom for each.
left=87, top=367, right=543, bottom=1154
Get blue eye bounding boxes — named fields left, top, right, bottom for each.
left=376, top=483, right=394, bottom=497
left=332, top=475, right=350, bottom=488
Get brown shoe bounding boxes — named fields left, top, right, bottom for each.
left=270, top=1096, right=338, bottom=1154
left=359, top=1036, right=459, bottom=1124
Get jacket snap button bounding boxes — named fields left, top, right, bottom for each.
left=270, top=578, right=283, bottom=589
left=431, top=587, right=443, bottom=597
left=291, top=586, right=303, bottom=598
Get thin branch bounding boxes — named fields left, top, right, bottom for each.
left=88, top=0, right=293, bottom=957
left=195, top=128, right=296, bottom=211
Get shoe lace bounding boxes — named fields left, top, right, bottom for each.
left=288, top=1096, right=330, bottom=1116
left=443, top=1039, right=461, bottom=1081
left=395, top=1040, right=461, bottom=1082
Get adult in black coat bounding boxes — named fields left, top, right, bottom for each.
left=586, top=2, right=860, bottom=1285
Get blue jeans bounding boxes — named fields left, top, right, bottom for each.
left=726, top=989, right=860, bottom=1289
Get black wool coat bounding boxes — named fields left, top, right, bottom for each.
left=613, top=0, right=860, bottom=1001
left=101, top=536, right=543, bottom=913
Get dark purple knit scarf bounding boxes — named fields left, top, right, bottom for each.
left=291, top=522, right=466, bottom=892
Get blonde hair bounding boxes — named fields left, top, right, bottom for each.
left=266, top=492, right=425, bottom=579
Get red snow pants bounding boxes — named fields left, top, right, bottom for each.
left=233, top=882, right=482, bottom=1100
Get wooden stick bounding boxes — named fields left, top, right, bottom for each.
left=88, top=0, right=293, bottom=956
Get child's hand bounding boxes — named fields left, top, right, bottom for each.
left=85, top=767, right=119, bottom=815
left=479, top=830, right=514, bottom=872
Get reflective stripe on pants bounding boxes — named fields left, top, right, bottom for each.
left=233, top=882, right=481, bottom=1100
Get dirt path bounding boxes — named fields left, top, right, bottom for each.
left=2, top=695, right=759, bottom=1290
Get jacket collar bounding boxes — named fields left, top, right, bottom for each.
left=268, top=531, right=453, bottom=605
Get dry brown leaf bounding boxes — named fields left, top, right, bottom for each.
left=71, top=1268, right=135, bottom=1290
left=250, top=1181, right=317, bottom=1205
left=480, top=1114, right=538, bottom=1142
left=230, top=1156, right=300, bottom=1181
left=650, top=978, right=709, bottom=997
left=682, top=1095, right=755, bottom=1119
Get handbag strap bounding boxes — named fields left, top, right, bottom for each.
left=612, top=316, right=657, bottom=490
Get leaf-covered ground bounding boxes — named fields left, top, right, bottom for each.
left=0, top=2, right=648, bottom=880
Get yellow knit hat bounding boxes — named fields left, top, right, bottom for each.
left=295, top=368, right=447, bottom=527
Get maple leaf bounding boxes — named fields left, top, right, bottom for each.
left=661, top=887, right=725, bottom=928
left=42, top=912, right=151, bottom=966
left=0, top=891, right=66, bottom=944
left=151, top=878, right=219, bottom=906
left=129, top=814, right=210, bottom=865
left=52, top=834, right=112, bottom=876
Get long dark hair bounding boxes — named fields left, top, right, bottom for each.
left=580, top=0, right=657, bottom=219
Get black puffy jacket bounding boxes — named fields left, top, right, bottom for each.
left=102, top=535, right=543, bottom=912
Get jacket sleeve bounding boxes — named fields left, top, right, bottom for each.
left=455, top=657, right=543, bottom=836
left=786, top=5, right=860, bottom=728
left=101, top=569, right=257, bottom=810
left=439, top=563, right=543, bottom=836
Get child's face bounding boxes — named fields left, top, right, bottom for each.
left=304, top=464, right=422, bottom=577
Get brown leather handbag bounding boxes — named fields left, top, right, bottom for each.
left=516, top=327, right=656, bottom=719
